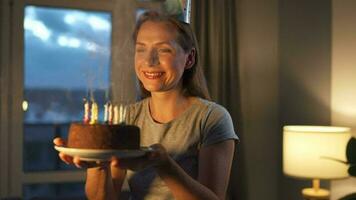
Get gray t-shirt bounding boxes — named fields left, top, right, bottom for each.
left=125, top=97, right=238, bottom=200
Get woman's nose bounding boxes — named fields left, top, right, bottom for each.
left=145, top=49, right=160, bottom=67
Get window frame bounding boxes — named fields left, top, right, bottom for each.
left=0, top=0, right=138, bottom=197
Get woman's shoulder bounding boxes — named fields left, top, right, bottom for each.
left=125, top=98, right=149, bottom=122
left=194, top=98, right=231, bottom=117
left=194, top=98, right=238, bottom=146
left=127, top=98, right=148, bottom=110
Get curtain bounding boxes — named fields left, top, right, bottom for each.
left=191, top=1, right=248, bottom=199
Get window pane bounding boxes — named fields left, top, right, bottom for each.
left=23, top=183, right=131, bottom=200
left=23, top=182, right=85, bottom=200
left=23, top=6, right=112, bottom=172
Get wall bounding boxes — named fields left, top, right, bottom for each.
left=331, top=0, right=356, bottom=199
left=0, top=0, right=11, bottom=197
left=279, top=0, right=332, bottom=200
left=237, top=1, right=336, bottom=199
left=237, top=0, right=279, bottom=199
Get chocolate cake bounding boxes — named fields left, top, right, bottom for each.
left=67, top=123, right=140, bottom=150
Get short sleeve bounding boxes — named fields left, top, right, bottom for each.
left=201, top=103, right=239, bottom=147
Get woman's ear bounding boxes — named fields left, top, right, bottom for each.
left=185, top=48, right=196, bottom=69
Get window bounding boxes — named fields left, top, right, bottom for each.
left=23, top=5, right=112, bottom=199
left=23, top=6, right=112, bottom=173
left=1, top=0, right=137, bottom=198
left=1, top=0, right=160, bottom=198
left=23, top=182, right=85, bottom=200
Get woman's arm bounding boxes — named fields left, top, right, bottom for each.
left=198, top=140, right=235, bottom=199
left=54, top=138, right=126, bottom=200
left=154, top=140, right=235, bottom=200
left=85, top=165, right=126, bottom=200
left=111, top=163, right=127, bottom=198
left=85, top=167, right=116, bottom=200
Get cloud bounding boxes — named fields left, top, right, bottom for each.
left=24, top=6, right=112, bottom=90
left=25, top=5, right=111, bottom=49
left=33, top=6, right=71, bottom=34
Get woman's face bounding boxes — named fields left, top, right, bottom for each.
left=134, top=21, right=190, bottom=94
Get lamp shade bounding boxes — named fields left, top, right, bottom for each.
left=283, top=125, right=351, bottom=179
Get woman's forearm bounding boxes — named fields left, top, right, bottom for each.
left=85, top=167, right=118, bottom=200
left=111, top=164, right=127, bottom=199
left=155, top=157, right=220, bottom=200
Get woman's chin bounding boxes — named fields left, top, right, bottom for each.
left=143, top=85, right=163, bottom=93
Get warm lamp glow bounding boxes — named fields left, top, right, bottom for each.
left=283, top=125, right=351, bottom=199
left=283, top=125, right=351, bottom=179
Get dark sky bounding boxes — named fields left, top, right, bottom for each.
left=24, top=6, right=112, bottom=90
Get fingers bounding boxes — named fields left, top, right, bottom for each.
left=147, top=148, right=161, bottom=160
left=117, top=143, right=169, bottom=170
left=150, top=143, right=164, bottom=150
left=59, top=152, right=110, bottom=169
left=55, top=138, right=73, bottom=166
left=111, top=157, right=119, bottom=167
left=148, top=144, right=168, bottom=160
left=54, top=138, right=111, bottom=169
left=118, top=157, right=144, bottom=170
left=73, top=156, right=83, bottom=168
left=73, top=156, right=110, bottom=168
left=59, top=153, right=92, bottom=169
left=59, top=152, right=73, bottom=164
left=55, top=142, right=169, bottom=170
left=53, top=137, right=66, bottom=146
left=118, top=155, right=157, bottom=170
left=149, top=143, right=166, bottom=154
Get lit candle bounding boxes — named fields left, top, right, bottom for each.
left=104, top=102, right=109, bottom=123
left=119, top=104, right=123, bottom=123
left=122, top=105, right=127, bottom=123
left=108, top=103, right=113, bottom=124
left=113, top=105, right=119, bottom=124
left=83, top=99, right=90, bottom=124
left=90, top=101, right=98, bottom=124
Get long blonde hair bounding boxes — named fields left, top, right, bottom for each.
left=133, top=11, right=211, bottom=100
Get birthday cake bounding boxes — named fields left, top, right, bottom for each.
left=66, top=100, right=140, bottom=150
left=67, top=123, right=140, bottom=150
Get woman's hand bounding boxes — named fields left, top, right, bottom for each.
left=53, top=137, right=112, bottom=169
left=53, top=138, right=169, bottom=170
left=54, top=138, right=127, bottom=200
left=116, top=144, right=170, bottom=171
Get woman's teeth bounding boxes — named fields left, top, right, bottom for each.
left=143, top=72, right=164, bottom=79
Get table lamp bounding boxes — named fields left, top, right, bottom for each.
left=283, top=125, right=351, bottom=199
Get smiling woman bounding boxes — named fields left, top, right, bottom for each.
left=134, top=21, right=189, bottom=94
left=57, top=10, right=238, bottom=200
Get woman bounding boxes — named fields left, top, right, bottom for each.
left=54, top=11, right=238, bottom=200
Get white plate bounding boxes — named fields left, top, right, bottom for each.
left=54, top=146, right=153, bottom=161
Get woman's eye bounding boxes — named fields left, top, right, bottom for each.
left=135, top=48, right=145, bottom=53
left=158, top=48, right=172, bottom=53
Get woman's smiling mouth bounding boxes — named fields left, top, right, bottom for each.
left=143, top=71, right=165, bottom=79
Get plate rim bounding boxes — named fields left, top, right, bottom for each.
left=54, top=146, right=153, bottom=153
left=54, top=146, right=153, bottom=161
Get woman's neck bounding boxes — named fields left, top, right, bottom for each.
left=149, top=90, right=194, bottom=123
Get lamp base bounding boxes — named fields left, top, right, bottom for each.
left=302, top=188, right=330, bottom=199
